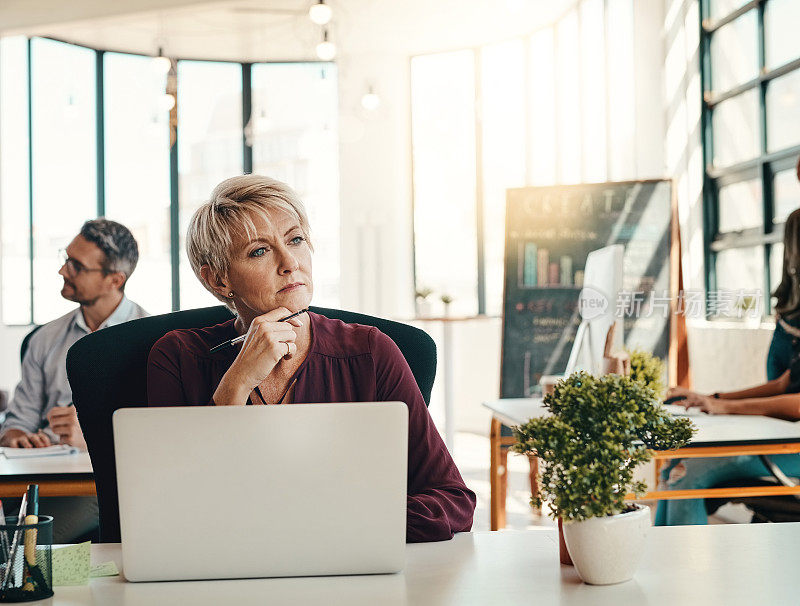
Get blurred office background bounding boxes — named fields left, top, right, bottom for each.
left=0, top=0, right=798, bottom=528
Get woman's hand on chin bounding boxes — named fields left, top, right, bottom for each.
left=213, top=307, right=303, bottom=405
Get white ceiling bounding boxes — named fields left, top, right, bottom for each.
left=1, top=0, right=577, bottom=63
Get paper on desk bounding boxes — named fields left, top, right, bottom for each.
left=51, top=542, right=120, bottom=585
left=90, top=561, right=119, bottom=578
left=52, top=541, right=91, bottom=586
left=2, top=444, right=79, bottom=458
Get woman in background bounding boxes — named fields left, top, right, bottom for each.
left=767, top=157, right=800, bottom=379
left=656, top=156, right=800, bottom=526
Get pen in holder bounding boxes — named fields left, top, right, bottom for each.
left=0, top=516, right=53, bottom=603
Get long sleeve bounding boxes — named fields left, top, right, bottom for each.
left=147, top=334, right=189, bottom=407
left=370, top=329, right=476, bottom=542
left=1, top=342, right=48, bottom=437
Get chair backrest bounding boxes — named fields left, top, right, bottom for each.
left=67, top=305, right=436, bottom=542
left=20, top=325, right=42, bottom=363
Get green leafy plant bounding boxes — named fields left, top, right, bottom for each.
left=512, top=372, right=695, bottom=522
left=415, top=287, right=433, bottom=300
left=440, top=294, right=453, bottom=305
left=626, top=349, right=666, bottom=397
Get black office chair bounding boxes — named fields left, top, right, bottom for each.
left=706, top=456, right=800, bottom=523
left=67, top=305, right=437, bottom=543
left=20, top=325, right=42, bottom=363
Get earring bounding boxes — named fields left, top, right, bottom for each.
left=227, top=292, right=235, bottom=298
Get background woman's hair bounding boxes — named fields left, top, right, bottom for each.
left=186, top=175, right=312, bottom=309
left=773, top=157, right=800, bottom=316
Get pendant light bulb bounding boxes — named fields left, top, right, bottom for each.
left=361, top=87, right=380, bottom=111
left=315, top=30, right=337, bottom=61
left=153, top=47, right=171, bottom=75
left=309, top=0, right=332, bottom=25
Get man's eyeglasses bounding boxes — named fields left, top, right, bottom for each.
left=59, top=250, right=106, bottom=278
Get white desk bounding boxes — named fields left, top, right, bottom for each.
left=484, top=398, right=800, bottom=529
left=487, top=398, right=800, bottom=446
left=52, top=524, right=800, bottom=605
left=0, top=451, right=95, bottom=497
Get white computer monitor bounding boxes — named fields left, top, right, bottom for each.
left=565, top=244, right=624, bottom=375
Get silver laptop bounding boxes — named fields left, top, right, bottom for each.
left=113, top=402, right=408, bottom=582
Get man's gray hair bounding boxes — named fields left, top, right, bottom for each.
left=79, top=218, right=139, bottom=290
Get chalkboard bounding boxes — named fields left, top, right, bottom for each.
left=501, top=180, right=674, bottom=398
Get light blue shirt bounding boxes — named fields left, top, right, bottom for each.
left=1, top=296, right=148, bottom=442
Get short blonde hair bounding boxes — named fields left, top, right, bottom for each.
left=187, top=175, right=312, bottom=308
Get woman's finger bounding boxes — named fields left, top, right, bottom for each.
left=253, top=307, right=294, bottom=323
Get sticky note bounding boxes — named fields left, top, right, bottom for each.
left=51, top=541, right=90, bottom=586
left=90, top=561, right=119, bottom=578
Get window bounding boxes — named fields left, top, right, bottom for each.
left=104, top=52, right=171, bottom=314
left=481, top=40, right=526, bottom=317
left=177, top=61, right=243, bottom=310
left=701, top=0, right=800, bottom=317
left=30, top=38, right=97, bottom=324
left=0, top=37, right=31, bottom=325
left=411, top=0, right=634, bottom=316
left=411, top=50, right=478, bottom=317
left=251, top=63, right=340, bottom=307
left=0, top=38, right=340, bottom=324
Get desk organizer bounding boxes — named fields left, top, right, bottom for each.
left=0, top=516, right=54, bottom=602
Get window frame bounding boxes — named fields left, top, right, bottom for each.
left=700, top=0, right=800, bottom=317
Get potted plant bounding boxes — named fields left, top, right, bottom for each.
left=415, top=287, right=433, bottom=317
left=440, top=294, right=453, bottom=316
left=513, top=371, right=694, bottom=585
left=626, top=348, right=666, bottom=397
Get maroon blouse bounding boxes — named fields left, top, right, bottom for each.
left=146, top=311, right=476, bottom=542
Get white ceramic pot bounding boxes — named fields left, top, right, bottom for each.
left=562, top=505, right=650, bottom=585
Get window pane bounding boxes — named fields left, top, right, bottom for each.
left=177, top=61, right=243, bottom=310
left=718, top=179, right=762, bottom=232
left=771, top=242, right=784, bottom=297
left=710, top=0, right=750, bottom=20
left=606, top=0, right=635, bottom=181
left=774, top=168, right=800, bottom=224
left=580, top=0, right=607, bottom=183
left=556, top=9, right=581, bottom=184
left=767, top=69, right=800, bottom=153
left=30, top=38, right=97, bottom=324
left=712, top=89, right=759, bottom=168
left=251, top=63, right=340, bottom=308
left=1, top=37, right=31, bottom=325
left=481, top=40, right=525, bottom=317
left=411, top=50, right=477, bottom=316
left=765, top=0, right=800, bottom=70
left=528, top=27, right=556, bottom=185
left=104, top=52, right=172, bottom=315
left=710, top=10, right=758, bottom=93
left=716, top=246, right=764, bottom=294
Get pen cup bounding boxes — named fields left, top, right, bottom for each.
left=0, top=516, right=54, bottom=603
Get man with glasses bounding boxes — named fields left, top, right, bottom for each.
left=0, top=218, right=147, bottom=541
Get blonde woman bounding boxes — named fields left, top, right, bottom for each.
left=147, top=175, right=476, bottom=542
